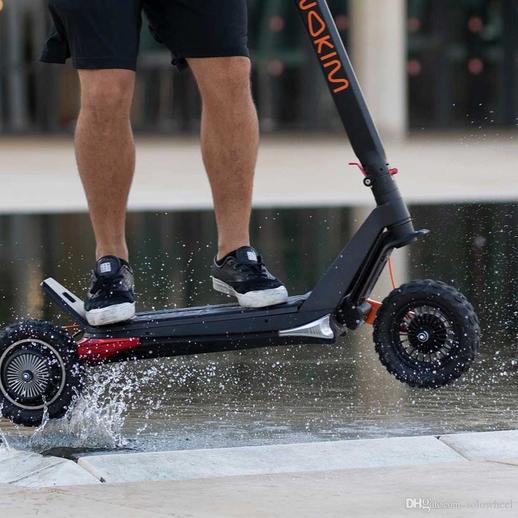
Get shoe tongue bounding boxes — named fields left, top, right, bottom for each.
left=234, top=246, right=259, bottom=265
left=95, top=256, right=121, bottom=277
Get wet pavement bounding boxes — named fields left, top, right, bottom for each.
left=0, top=203, right=516, bottom=453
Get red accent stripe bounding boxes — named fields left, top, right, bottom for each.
left=78, top=337, right=141, bottom=363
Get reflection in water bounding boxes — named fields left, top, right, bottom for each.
left=0, top=203, right=516, bottom=451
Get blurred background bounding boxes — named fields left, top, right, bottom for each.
left=0, top=0, right=517, bottom=449
left=1, top=0, right=518, bottom=134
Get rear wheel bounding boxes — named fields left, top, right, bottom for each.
left=373, top=280, right=480, bottom=388
left=0, top=320, right=83, bottom=426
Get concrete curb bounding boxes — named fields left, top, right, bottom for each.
left=0, top=448, right=100, bottom=487
left=77, top=435, right=465, bottom=484
left=439, top=429, right=518, bottom=462
left=2, top=430, right=518, bottom=488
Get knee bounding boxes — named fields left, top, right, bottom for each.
left=80, top=70, right=135, bottom=124
left=223, top=57, right=252, bottom=90
left=200, top=57, right=252, bottom=105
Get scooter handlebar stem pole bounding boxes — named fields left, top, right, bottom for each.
left=295, top=0, right=409, bottom=215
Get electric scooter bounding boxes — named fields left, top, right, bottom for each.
left=0, top=0, right=481, bottom=427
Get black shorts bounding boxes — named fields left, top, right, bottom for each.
left=41, top=0, right=249, bottom=71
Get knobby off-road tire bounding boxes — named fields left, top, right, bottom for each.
left=373, top=280, right=480, bottom=389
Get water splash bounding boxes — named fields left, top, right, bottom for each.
left=27, top=362, right=161, bottom=451
left=0, top=402, right=11, bottom=451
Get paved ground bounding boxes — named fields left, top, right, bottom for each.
left=1, top=430, right=518, bottom=517
left=0, top=132, right=517, bottom=213
left=1, top=461, right=517, bottom=518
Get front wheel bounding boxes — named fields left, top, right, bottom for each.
left=373, top=280, right=480, bottom=389
left=0, top=320, right=83, bottom=427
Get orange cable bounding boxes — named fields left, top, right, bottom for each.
left=388, top=257, right=397, bottom=289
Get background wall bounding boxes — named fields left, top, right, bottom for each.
left=0, top=0, right=517, bottom=134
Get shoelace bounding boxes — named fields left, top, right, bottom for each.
left=91, top=272, right=125, bottom=296
left=234, top=258, right=268, bottom=278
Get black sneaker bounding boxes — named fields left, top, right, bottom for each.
left=211, top=247, right=288, bottom=308
left=84, top=256, right=136, bottom=326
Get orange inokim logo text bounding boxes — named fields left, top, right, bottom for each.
left=298, top=0, right=350, bottom=94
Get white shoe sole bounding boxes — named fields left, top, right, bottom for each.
left=85, top=302, right=136, bottom=326
left=212, top=277, right=289, bottom=308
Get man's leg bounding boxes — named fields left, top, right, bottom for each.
left=75, top=69, right=136, bottom=261
left=189, top=56, right=288, bottom=308
left=188, top=57, right=258, bottom=260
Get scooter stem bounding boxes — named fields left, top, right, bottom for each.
left=295, top=0, right=406, bottom=209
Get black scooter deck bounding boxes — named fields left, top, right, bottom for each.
left=41, top=278, right=334, bottom=340
left=88, top=294, right=330, bottom=339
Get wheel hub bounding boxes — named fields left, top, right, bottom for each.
left=407, top=313, right=448, bottom=354
left=5, top=352, right=51, bottom=400
left=0, top=339, right=66, bottom=410
left=398, top=305, right=456, bottom=364
left=416, top=331, right=430, bottom=343
left=22, top=370, right=34, bottom=382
